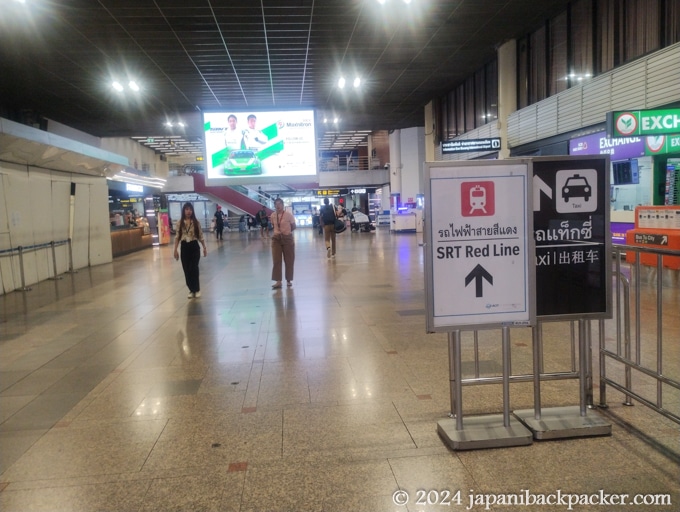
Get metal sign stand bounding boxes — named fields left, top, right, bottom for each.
left=424, top=161, right=534, bottom=450
left=512, top=155, right=613, bottom=439
left=437, top=329, right=533, bottom=450
left=514, top=320, right=611, bottom=439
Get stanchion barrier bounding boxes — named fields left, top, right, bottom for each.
left=49, top=241, right=63, bottom=281
left=18, top=246, right=31, bottom=291
left=0, top=239, right=71, bottom=292
left=599, top=244, right=680, bottom=426
left=66, top=238, right=77, bottom=274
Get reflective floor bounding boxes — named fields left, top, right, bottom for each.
left=1, top=227, right=678, bottom=511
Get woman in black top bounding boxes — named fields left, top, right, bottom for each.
left=173, top=203, right=208, bottom=298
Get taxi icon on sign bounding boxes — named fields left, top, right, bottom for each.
left=561, top=174, right=591, bottom=202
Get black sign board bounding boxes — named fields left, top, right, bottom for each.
left=532, top=156, right=611, bottom=319
left=442, top=138, right=501, bottom=154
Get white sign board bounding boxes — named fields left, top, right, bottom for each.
left=424, top=161, right=535, bottom=332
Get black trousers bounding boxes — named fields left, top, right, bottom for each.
left=180, top=240, right=201, bottom=293
left=215, top=224, right=224, bottom=239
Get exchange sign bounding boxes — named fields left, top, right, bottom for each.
left=607, top=108, right=680, bottom=137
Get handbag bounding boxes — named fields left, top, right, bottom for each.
left=334, top=218, right=346, bottom=233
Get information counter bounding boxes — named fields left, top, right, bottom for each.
left=110, top=227, right=153, bottom=257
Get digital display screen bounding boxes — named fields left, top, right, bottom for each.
left=202, top=110, right=318, bottom=185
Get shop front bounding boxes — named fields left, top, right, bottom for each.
left=569, top=130, right=680, bottom=245
left=108, top=180, right=163, bottom=257
left=569, top=131, right=646, bottom=244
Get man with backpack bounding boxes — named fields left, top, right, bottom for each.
left=319, top=197, right=338, bottom=258
left=256, top=206, right=269, bottom=239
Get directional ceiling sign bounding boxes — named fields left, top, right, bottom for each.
left=424, top=161, right=535, bottom=332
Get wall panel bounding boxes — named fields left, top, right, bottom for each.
left=504, top=43, right=680, bottom=149
left=27, top=170, right=53, bottom=283
left=611, top=62, right=646, bottom=109
left=556, top=88, right=583, bottom=133
left=536, top=96, right=559, bottom=139
left=0, top=162, right=112, bottom=294
left=88, top=177, right=113, bottom=266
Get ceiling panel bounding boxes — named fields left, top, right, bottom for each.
left=1, top=0, right=571, bottom=155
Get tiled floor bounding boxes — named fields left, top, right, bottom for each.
left=1, top=227, right=678, bottom=511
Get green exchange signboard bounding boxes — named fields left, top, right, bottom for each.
left=644, top=134, right=680, bottom=155
left=607, top=108, right=680, bottom=137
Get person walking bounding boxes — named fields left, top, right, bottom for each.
left=270, top=198, right=296, bottom=289
left=256, top=206, right=269, bottom=239
left=214, top=205, right=226, bottom=240
left=173, top=202, right=208, bottom=298
left=319, top=197, right=337, bottom=258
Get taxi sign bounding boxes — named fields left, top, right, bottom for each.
left=424, top=161, right=535, bottom=332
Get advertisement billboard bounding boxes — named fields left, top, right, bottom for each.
left=203, top=110, right=318, bottom=185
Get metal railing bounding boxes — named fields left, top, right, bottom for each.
left=0, top=239, right=73, bottom=291
left=445, top=243, right=680, bottom=429
left=599, top=244, right=680, bottom=426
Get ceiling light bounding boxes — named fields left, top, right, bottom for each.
left=128, top=81, right=140, bottom=92
left=112, top=81, right=124, bottom=92
left=337, top=77, right=346, bottom=89
left=353, top=77, right=361, bottom=88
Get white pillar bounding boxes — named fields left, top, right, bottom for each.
left=497, top=39, right=517, bottom=160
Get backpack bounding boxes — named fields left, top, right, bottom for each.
left=321, top=205, right=336, bottom=224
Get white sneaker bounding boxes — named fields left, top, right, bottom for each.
left=194, top=291, right=201, bottom=298
left=187, top=292, right=195, bottom=298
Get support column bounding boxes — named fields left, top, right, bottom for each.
left=497, top=40, right=517, bottom=160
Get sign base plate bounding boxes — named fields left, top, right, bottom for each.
left=437, top=414, right=533, bottom=450
left=513, top=405, right=611, bottom=440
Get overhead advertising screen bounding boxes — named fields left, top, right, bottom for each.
left=203, top=110, right=318, bottom=185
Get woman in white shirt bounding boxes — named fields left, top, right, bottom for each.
left=173, top=202, right=207, bottom=298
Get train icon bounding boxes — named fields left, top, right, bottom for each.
left=469, top=185, right=487, bottom=214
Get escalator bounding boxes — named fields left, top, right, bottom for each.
left=191, top=174, right=270, bottom=216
